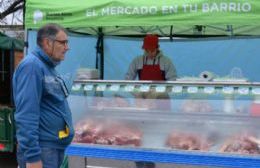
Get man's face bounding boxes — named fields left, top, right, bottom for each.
left=51, top=31, right=69, bottom=61
left=44, top=30, right=69, bottom=62
left=145, top=48, right=157, bottom=59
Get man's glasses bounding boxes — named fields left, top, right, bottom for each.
left=54, top=39, right=69, bottom=46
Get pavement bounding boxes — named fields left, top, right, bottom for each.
left=0, top=152, right=17, bottom=168
left=68, top=156, right=222, bottom=168
left=0, top=152, right=222, bottom=168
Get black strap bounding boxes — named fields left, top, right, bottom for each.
left=143, top=56, right=159, bottom=65
left=56, top=76, right=69, bottom=97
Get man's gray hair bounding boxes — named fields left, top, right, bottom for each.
left=37, top=23, right=67, bottom=48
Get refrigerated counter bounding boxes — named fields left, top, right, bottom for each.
left=66, top=80, right=260, bottom=168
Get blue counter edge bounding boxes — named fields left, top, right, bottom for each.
left=65, top=144, right=260, bottom=168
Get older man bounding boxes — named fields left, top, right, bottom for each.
left=13, top=23, right=74, bottom=168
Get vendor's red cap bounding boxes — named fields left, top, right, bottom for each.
left=142, top=34, right=159, bottom=50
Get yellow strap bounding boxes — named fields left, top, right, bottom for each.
left=58, top=126, right=69, bottom=139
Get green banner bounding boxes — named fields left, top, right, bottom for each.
left=25, top=0, right=260, bottom=29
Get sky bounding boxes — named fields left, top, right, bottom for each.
left=2, top=14, right=22, bottom=25
left=0, top=0, right=23, bottom=25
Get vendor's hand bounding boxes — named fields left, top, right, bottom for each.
left=26, top=161, right=43, bottom=168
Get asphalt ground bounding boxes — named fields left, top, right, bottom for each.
left=0, top=153, right=224, bottom=168
left=68, top=156, right=224, bottom=168
left=0, top=152, right=17, bottom=168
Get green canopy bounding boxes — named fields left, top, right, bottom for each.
left=25, top=0, right=260, bottom=36
left=0, top=32, right=24, bottom=51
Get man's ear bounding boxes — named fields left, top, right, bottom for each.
left=41, top=38, right=52, bottom=53
left=42, top=38, right=52, bottom=48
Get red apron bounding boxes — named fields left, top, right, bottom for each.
left=137, top=57, right=170, bottom=111
left=138, top=56, right=165, bottom=81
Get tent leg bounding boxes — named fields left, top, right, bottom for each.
left=95, top=27, right=104, bottom=79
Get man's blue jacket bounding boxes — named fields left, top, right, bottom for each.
left=13, top=46, right=74, bottom=163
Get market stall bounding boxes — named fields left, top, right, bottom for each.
left=24, top=0, right=260, bottom=167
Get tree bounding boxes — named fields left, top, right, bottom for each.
left=0, top=0, right=24, bottom=25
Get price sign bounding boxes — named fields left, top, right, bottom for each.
left=252, top=88, right=260, bottom=95
left=238, top=87, right=249, bottom=95
left=96, top=85, right=106, bottom=91
left=83, top=84, right=93, bottom=91
left=155, top=86, right=166, bottom=93
left=187, top=86, right=198, bottom=93
left=71, top=84, right=81, bottom=91
left=172, top=86, right=183, bottom=93
left=204, top=87, right=215, bottom=94
left=140, top=85, right=150, bottom=92
left=110, top=85, right=120, bottom=91
left=222, top=87, right=234, bottom=94
left=124, top=85, right=135, bottom=92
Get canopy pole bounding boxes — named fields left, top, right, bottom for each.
left=170, top=26, right=173, bottom=41
left=227, top=25, right=234, bottom=36
left=24, top=29, right=29, bottom=56
left=10, top=46, right=15, bottom=107
left=95, top=27, right=104, bottom=79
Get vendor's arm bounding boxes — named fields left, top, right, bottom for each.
left=13, top=59, right=43, bottom=163
left=164, top=57, right=177, bottom=81
left=125, top=57, right=139, bottom=80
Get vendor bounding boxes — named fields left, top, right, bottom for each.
left=126, top=35, right=176, bottom=168
left=125, top=34, right=177, bottom=81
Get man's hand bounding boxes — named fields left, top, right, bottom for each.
left=26, top=161, right=43, bottom=168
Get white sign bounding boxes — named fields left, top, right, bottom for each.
left=84, top=84, right=93, bottom=91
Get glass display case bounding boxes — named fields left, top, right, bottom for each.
left=66, top=80, right=260, bottom=168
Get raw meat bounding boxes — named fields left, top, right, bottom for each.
left=166, top=131, right=211, bottom=151
left=220, top=133, right=260, bottom=155
left=73, top=119, right=142, bottom=147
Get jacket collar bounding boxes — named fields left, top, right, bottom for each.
left=34, top=46, right=60, bottom=67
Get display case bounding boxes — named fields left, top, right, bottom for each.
left=66, top=80, right=260, bottom=168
